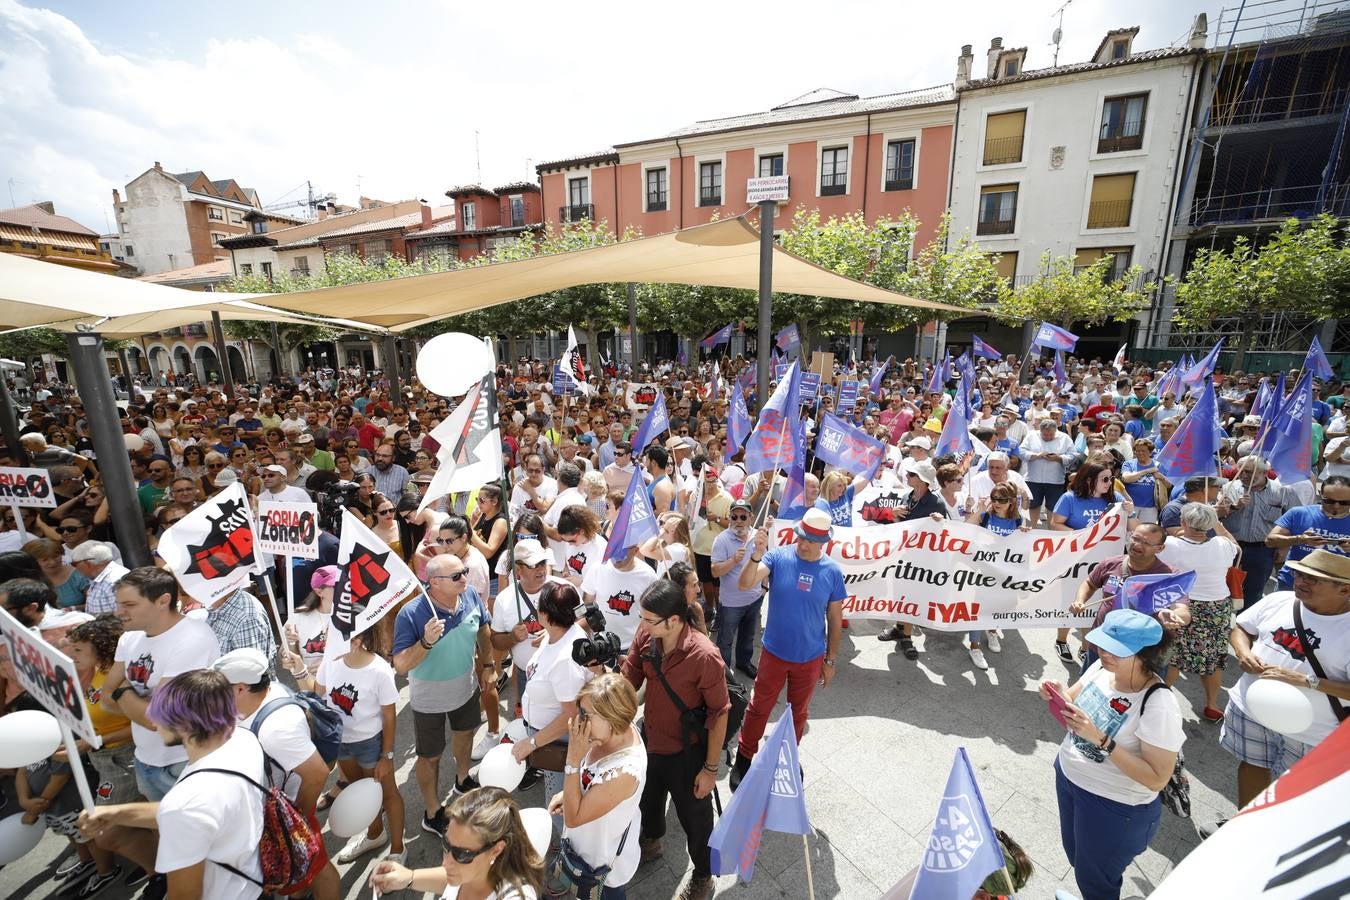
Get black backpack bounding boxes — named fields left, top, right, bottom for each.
left=648, top=647, right=748, bottom=765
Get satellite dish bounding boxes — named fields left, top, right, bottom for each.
left=1052, top=26, right=1062, bottom=44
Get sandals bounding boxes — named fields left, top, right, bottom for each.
left=316, top=780, right=350, bottom=811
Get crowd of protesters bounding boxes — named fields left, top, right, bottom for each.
left=0, top=342, right=1347, bottom=900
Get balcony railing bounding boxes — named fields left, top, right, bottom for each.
left=1187, top=182, right=1350, bottom=227
left=646, top=199, right=667, bottom=212
left=976, top=217, right=1016, bottom=236
left=699, top=191, right=721, bottom=207
left=560, top=204, right=594, bottom=223
left=509, top=211, right=526, bottom=227
left=1087, top=199, right=1132, bottom=228
left=884, top=176, right=913, bottom=192
left=1097, top=122, right=1145, bottom=153
left=982, top=135, right=1024, bottom=166
left=820, top=180, right=847, bottom=196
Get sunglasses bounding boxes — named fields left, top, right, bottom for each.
left=434, top=537, right=459, bottom=545
left=729, top=513, right=750, bottom=521
left=432, top=571, right=467, bottom=582
left=56, top=525, right=85, bottom=534
left=378, top=508, right=396, bottom=516
left=1321, top=497, right=1350, bottom=507
left=207, top=462, right=225, bottom=469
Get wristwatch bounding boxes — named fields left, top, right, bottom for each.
left=381, top=751, right=394, bottom=760
left=110, top=685, right=132, bottom=702
left=823, top=657, right=837, bottom=667
left=1307, top=674, right=1320, bottom=690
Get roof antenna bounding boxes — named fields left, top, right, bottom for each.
left=475, top=131, right=482, bottom=184
left=1051, top=0, right=1073, bottom=66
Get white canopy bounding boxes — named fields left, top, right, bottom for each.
left=46, top=300, right=380, bottom=339
left=255, top=216, right=980, bottom=331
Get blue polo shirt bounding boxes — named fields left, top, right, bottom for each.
left=761, top=546, right=847, bottom=664
left=393, top=587, right=487, bottom=714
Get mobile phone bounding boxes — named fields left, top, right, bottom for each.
left=1045, top=682, right=1071, bottom=728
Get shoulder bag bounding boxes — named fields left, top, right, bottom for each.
left=1294, top=602, right=1348, bottom=723
left=1140, top=683, right=1191, bottom=818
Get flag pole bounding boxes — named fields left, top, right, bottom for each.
left=802, top=834, right=817, bottom=900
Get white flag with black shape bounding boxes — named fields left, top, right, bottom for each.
left=157, top=481, right=263, bottom=605
left=418, top=371, right=504, bottom=514
left=329, top=508, right=424, bottom=642
left=558, top=324, right=591, bottom=395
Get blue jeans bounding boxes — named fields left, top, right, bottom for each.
left=715, top=598, right=762, bottom=670
left=1238, top=542, right=1275, bottom=608
left=134, top=757, right=186, bottom=801
left=1055, top=759, right=1162, bottom=900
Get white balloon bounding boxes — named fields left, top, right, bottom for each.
left=1244, top=679, right=1316, bottom=736
left=0, top=813, right=45, bottom=865
left=0, top=710, right=62, bottom=768
left=415, top=333, right=494, bottom=398
left=327, top=777, right=384, bottom=838
left=504, top=718, right=529, bottom=743
left=477, top=744, right=526, bottom=792
left=123, top=433, right=144, bottom=452
left=520, top=807, right=553, bottom=857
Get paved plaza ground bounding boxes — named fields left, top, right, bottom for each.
left=3, top=617, right=1241, bottom=900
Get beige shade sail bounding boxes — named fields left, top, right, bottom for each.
left=46, top=299, right=381, bottom=340
left=249, top=216, right=981, bottom=332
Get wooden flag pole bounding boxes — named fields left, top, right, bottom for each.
left=802, top=834, right=817, bottom=900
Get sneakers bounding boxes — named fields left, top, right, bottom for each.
left=472, top=730, right=502, bottom=761
left=1202, top=706, right=1225, bottom=723
left=519, top=767, right=542, bottom=790
left=75, top=866, right=121, bottom=899
left=729, top=751, right=753, bottom=793
left=454, top=773, right=480, bottom=795
left=899, top=636, right=919, bottom=660
left=123, top=867, right=150, bottom=888
left=421, top=806, right=449, bottom=837
left=678, top=874, right=715, bottom=900
left=1055, top=641, right=1075, bottom=664
left=639, top=836, right=664, bottom=864
left=968, top=647, right=989, bottom=670
left=337, top=827, right=389, bottom=863
left=985, top=631, right=1002, bottom=653
left=57, top=857, right=94, bottom=880
left=877, top=624, right=903, bottom=642
left=140, top=874, right=168, bottom=900
left=495, top=668, right=511, bottom=693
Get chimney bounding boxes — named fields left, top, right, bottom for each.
left=317, top=205, right=329, bottom=220
left=35, top=201, right=55, bottom=215
left=112, top=189, right=122, bottom=204
left=1189, top=13, right=1208, bottom=49
left=987, top=37, right=1003, bottom=79
left=153, top=161, right=162, bottom=171
left=420, top=204, right=433, bottom=228
left=956, top=44, right=974, bottom=88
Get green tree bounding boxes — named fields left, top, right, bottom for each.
left=897, top=214, right=1009, bottom=340
left=0, top=326, right=70, bottom=360
left=994, top=250, right=1156, bottom=334
left=1174, top=214, right=1350, bottom=370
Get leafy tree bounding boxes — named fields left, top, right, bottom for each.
left=1173, top=214, right=1350, bottom=369
left=994, top=250, right=1156, bottom=334
left=0, top=326, right=70, bottom=360
left=897, top=213, right=1009, bottom=332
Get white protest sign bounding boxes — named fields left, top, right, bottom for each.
left=0, top=607, right=100, bottom=745
left=769, top=504, right=1128, bottom=630
left=157, top=481, right=262, bottom=604
left=256, top=500, right=320, bottom=560
left=0, top=466, right=57, bottom=508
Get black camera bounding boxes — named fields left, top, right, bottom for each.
left=572, top=630, right=622, bottom=668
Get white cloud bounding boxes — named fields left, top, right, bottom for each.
left=0, top=0, right=1206, bottom=232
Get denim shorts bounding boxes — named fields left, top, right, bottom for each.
left=134, top=757, right=187, bottom=801
left=339, top=733, right=384, bottom=769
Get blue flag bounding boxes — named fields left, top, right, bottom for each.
left=1182, top=339, right=1224, bottom=389
left=1268, top=370, right=1315, bottom=484
left=708, top=706, right=810, bottom=882
left=1305, top=336, right=1335, bottom=381
left=1117, top=570, right=1198, bottom=614
left=1156, top=378, right=1220, bottom=480
left=1154, top=365, right=1183, bottom=401
left=779, top=460, right=810, bottom=521
left=935, top=390, right=974, bottom=459
left=1053, top=350, right=1067, bottom=389
left=700, top=322, right=734, bottom=350
left=725, top=381, right=752, bottom=463
left=815, top=412, right=886, bottom=481
left=1255, top=371, right=1289, bottom=455
left=775, top=323, right=800, bottom=354
left=743, top=360, right=802, bottom=475
left=956, top=352, right=976, bottom=387
left=1034, top=322, right=1078, bottom=352
left=971, top=335, right=1002, bottom=361
left=1251, top=376, right=1274, bottom=418
left=908, top=748, right=1006, bottom=900
left=926, top=353, right=950, bottom=395
left=869, top=354, right=893, bottom=395
left=603, top=468, right=660, bottom=562
left=631, top=391, right=669, bottom=455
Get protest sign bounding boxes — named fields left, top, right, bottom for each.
left=625, top=382, right=660, bottom=410
left=0, top=607, right=99, bottom=746
left=331, top=508, right=424, bottom=640
left=838, top=380, right=859, bottom=413
left=256, top=500, right=320, bottom=560
left=770, top=505, right=1128, bottom=630
left=551, top=364, right=577, bottom=396
left=800, top=371, right=821, bottom=402
left=157, top=481, right=262, bottom=605
left=0, top=466, right=56, bottom=508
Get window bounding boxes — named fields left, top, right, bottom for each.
left=646, top=168, right=668, bottom=212
left=884, top=139, right=915, bottom=191
left=820, top=147, right=847, bottom=195
left=509, top=194, right=526, bottom=227
left=208, top=207, right=224, bottom=221
left=1098, top=93, right=1148, bottom=153
left=1075, top=247, right=1133, bottom=280
left=977, top=184, right=1018, bottom=235
left=992, top=251, right=1018, bottom=281
left=251, top=219, right=268, bottom=235
left=240, top=263, right=253, bottom=275
left=758, top=154, right=784, bottom=177
left=124, top=245, right=134, bottom=256
left=1111, top=40, right=1129, bottom=59
left=699, top=161, right=722, bottom=206
left=1087, top=173, right=1135, bottom=228
left=260, top=261, right=273, bottom=279
left=564, top=177, right=592, bottom=222
left=983, top=110, right=1025, bottom=165
left=461, top=201, right=476, bottom=230
left=229, top=211, right=243, bottom=225
left=1004, top=59, right=1019, bottom=76
left=211, top=232, right=227, bottom=246
left=363, top=238, right=393, bottom=262
left=99, top=242, right=109, bottom=252
left=293, top=256, right=310, bottom=275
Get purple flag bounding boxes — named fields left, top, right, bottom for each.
left=971, top=335, right=1002, bottom=361
left=1053, top=350, right=1067, bottom=389
left=907, top=748, right=1007, bottom=900
left=935, top=385, right=974, bottom=458
left=815, top=412, right=886, bottom=480
left=603, top=467, right=660, bottom=562
left=677, top=341, right=687, bottom=366
left=869, top=354, right=893, bottom=395
left=1305, top=336, right=1335, bottom=381
left=779, top=460, right=810, bottom=520
left=926, top=353, right=950, bottom=395
left=708, top=706, right=810, bottom=882
left=631, top=391, right=669, bottom=455
left=1116, top=570, right=1198, bottom=614
left=1251, top=376, right=1273, bottom=418
left=1034, top=322, right=1078, bottom=352
left=775, top=323, right=800, bottom=354
left=743, top=360, right=802, bottom=475
left=1255, top=371, right=1288, bottom=455
left=699, top=322, right=734, bottom=350
left=1156, top=377, right=1220, bottom=480
left=725, top=381, right=753, bottom=463
left=1182, top=339, right=1224, bottom=388
left=1268, top=370, right=1315, bottom=484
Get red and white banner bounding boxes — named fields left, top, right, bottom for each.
left=0, top=465, right=56, bottom=508
left=330, top=508, right=423, bottom=640
left=625, top=382, right=660, bottom=410
left=256, top=500, right=320, bottom=559
left=158, top=481, right=262, bottom=604
left=768, top=505, right=1129, bottom=631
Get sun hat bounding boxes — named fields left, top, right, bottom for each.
left=1286, top=548, right=1350, bottom=585
left=794, top=507, right=834, bottom=543
left=1085, top=608, right=1163, bottom=658
left=513, top=541, right=552, bottom=567
left=210, top=648, right=269, bottom=686
left=902, top=459, right=941, bottom=492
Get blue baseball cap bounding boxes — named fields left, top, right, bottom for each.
left=1086, top=608, right=1163, bottom=658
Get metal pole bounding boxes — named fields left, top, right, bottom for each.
left=117, top=348, right=134, bottom=399
left=0, top=371, right=28, bottom=465
left=627, top=282, right=639, bottom=373
left=210, top=310, right=235, bottom=397
left=65, top=331, right=152, bottom=567
left=756, top=200, right=775, bottom=405
left=383, top=333, right=404, bottom=406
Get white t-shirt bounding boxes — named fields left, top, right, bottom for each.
left=1158, top=535, right=1238, bottom=602
left=491, top=576, right=563, bottom=670
left=510, top=476, right=558, bottom=520
left=581, top=562, right=658, bottom=651
left=460, top=545, right=492, bottom=601
left=565, top=731, right=647, bottom=887
left=116, top=616, right=222, bottom=766
left=441, top=884, right=537, bottom=900
left=965, top=469, right=1032, bottom=506
left=543, top=486, right=587, bottom=529
left=260, top=485, right=310, bottom=504
left=521, top=622, right=592, bottom=730
left=316, top=654, right=399, bottom=743
left=1056, top=662, right=1184, bottom=806
left=238, top=683, right=314, bottom=800
left=156, top=729, right=265, bottom=900
left=1230, top=591, right=1350, bottom=746
left=553, top=535, right=607, bottom=586
left=290, top=609, right=330, bottom=674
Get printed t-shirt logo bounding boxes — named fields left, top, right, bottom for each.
left=126, top=653, right=154, bottom=686
left=797, top=573, right=815, bottom=592
left=567, top=552, right=587, bottom=575
left=96, top=781, right=113, bottom=800
left=1109, top=697, right=1132, bottom=715
left=607, top=590, right=636, bottom=614
left=303, top=628, right=327, bottom=655
left=1271, top=625, right=1317, bottom=661
left=859, top=492, right=906, bottom=524
left=330, top=682, right=359, bottom=716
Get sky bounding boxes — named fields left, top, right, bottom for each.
left=0, top=0, right=1218, bottom=233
